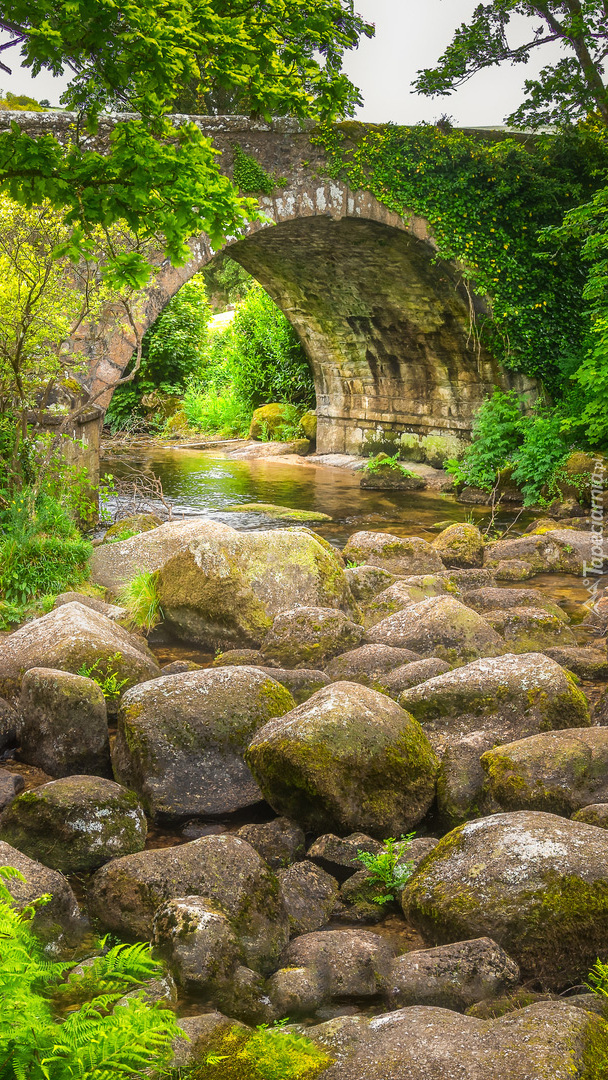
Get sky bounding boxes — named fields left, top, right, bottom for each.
left=0, top=0, right=560, bottom=127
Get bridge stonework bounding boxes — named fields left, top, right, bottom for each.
left=1, top=113, right=535, bottom=455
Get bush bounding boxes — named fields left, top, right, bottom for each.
left=191, top=1022, right=330, bottom=1080
left=445, top=390, right=523, bottom=491
left=356, top=835, right=416, bottom=904
left=106, top=277, right=211, bottom=432
left=0, top=865, right=182, bottom=1080
left=0, top=492, right=91, bottom=607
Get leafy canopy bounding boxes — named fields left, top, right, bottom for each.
left=414, top=1, right=608, bottom=128
left=0, top=1, right=373, bottom=285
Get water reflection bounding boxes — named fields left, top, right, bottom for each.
left=101, top=447, right=531, bottom=546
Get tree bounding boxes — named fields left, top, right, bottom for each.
left=413, top=2, right=608, bottom=129
left=0, top=1, right=373, bottom=286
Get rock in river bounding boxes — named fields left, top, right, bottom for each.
left=245, top=681, right=438, bottom=838
left=366, top=595, right=503, bottom=663
left=343, top=531, right=444, bottom=575
left=0, top=775, right=147, bottom=873
left=260, top=608, right=364, bottom=668
left=18, top=667, right=110, bottom=778
left=88, top=833, right=289, bottom=970
left=402, top=810, right=608, bottom=984
left=0, top=602, right=159, bottom=700
left=399, top=653, right=590, bottom=749
left=112, top=667, right=295, bottom=819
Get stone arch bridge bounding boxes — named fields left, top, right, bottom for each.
left=2, top=113, right=535, bottom=456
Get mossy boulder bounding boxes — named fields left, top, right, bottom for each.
left=53, top=592, right=127, bottom=621
left=306, top=832, right=383, bottom=883
left=481, top=728, right=608, bottom=817
left=269, top=929, right=396, bottom=1016
left=245, top=667, right=331, bottom=704
left=277, top=861, right=339, bottom=936
left=249, top=403, right=301, bottom=440
left=152, top=896, right=240, bottom=995
left=90, top=518, right=216, bottom=593
left=88, top=834, right=289, bottom=970
left=485, top=607, right=576, bottom=653
left=18, top=668, right=110, bottom=778
left=103, top=513, right=162, bottom=543
left=544, top=646, right=608, bottom=680
left=312, top=1001, right=594, bottom=1080
left=462, top=586, right=567, bottom=621
left=0, top=775, right=146, bottom=873
left=300, top=411, right=318, bottom=442
left=382, top=658, right=451, bottom=699
left=235, top=817, right=305, bottom=868
left=401, top=810, right=608, bottom=985
left=0, top=839, right=80, bottom=934
left=552, top=451, right=608, bottom=505
left=360, top=461, right=427, bottom=491
left=572, top=803, right=608, bottom=828
left=324, top=644, right=422, bottom=690
left=366, top=596, right=503, bottom=664
left=260, top=607, right=364, bottom=669
left=493, top=559, right=535, bottom=582
left=344, top=565, right=398, bottom=605
left=0, top=774, right=24, bottom=813
left=399, top=653, right=590, bottom=750
left=388, top=937, right=519, bottom=1012
left=437, top=730, right=497, bottom=828
left=432, top=524, right=484, bottom=569
left=0, top=602, right=159, bottom=700
left=112, top=667, right=295, bottom=820
left=155, top=521, right=357, bottom=650
left=224, top=502, right=332, bottom=523
left=362, top=580, right=448, bottom=629
left=245, top=681, right=438, bottom=838
left=343, top=531, right=444, bottom=575
left=485, top=530, right=600, bottom=577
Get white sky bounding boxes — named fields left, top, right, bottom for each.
left=1, top=0, right=561, bottom=126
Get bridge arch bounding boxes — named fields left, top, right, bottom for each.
left=0, top=113, right=534, bottom=455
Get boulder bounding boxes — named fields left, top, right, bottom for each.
left=485, top=607, right=576, bottom=652
left=90, top=518, right=215, bottom=593
left=493, top=559, right=535, bottom=582
left=402, top=810, right=608, bottom=984
left=324, top=644, right=422, bottom=689
left=53, top=592, right=128, bottom=621
left=18, top=668, right=111, bottom=778
left=235, top=817, right=305, bottom=868
left=103, top=513, right=162, bottom=542
left=387, top=937, right=520, bottom=1011
left=432, top=524, right=484, bottom=569
left=436, top=569, right=495, bottom=590
left=260, top=608, right=364, bottom=669
left=278, top=861, right=339, bottom=935
left=463, top=586, right=567, bottom=620
left=481, top=728, right=608, bottom=816
left=311, top=1001, right=594, bottom=1080
left=160, top=660, right=203, bottom=675
left=0, top=772, right=24, bottom=812
left=251, top=667, right=330, bottom=703
left=306, top=833, right=383, bottom=883
left=337, top=870, right=388, bottom=924
left=344, top=565, right=397, bottom=604
left=382, top=658, right=451, bottom=698
left=269, top=929, right=395, bottom=1016
left=225, top=502, right=331, bottom=524
left=249, top=402, right=301, bottom=440
left=300, top=411, right=318, bottom=442
left=361, top=581, right=439, bottom=629
left=0, top=775, right=147, bottom=873
left=366, top=596, right=503, bottom=664
left=246, top=682, right=438, bottom=838
left=213, top=648, right=267, bottom=667
left=152, top=896, right=239, bottom=993
left=112, top=668, right=295, bottom=819
left=484, top=530, right=600, bottom=576
left=0, top=697, right=17, bottom=752
left=88, top=834, right=289, bottom=970
left=437, top=731, right=497, bottom=827
left=360, top=466, right=426, bottom=491
left=0, top=603, right=159, bottom=700
left=572, top=803, right=608, bottom=828
left=544, top=646, right=608, bottom=680
left=343, top=532, right=444, bottom=575
left=0, top=839, right=80, bottom=931
left=399, top=653, right=590, bottom=751
left=157, top=521, right=357, bottom=649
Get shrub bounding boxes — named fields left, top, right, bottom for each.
left=0, top=493, right=91, bottom=606
left=445, top=390, right=523, bottom=491
left=191, top=1022, right=331, bottom=1079
left=77, top=653, right=129, bottom=700
left=182, top=383, right=252, bottom=437
left=356, top=835, right=417, bottom=904
left=119, top=572, right=163, bottom=632
left=0, top=865, right=181, bottom=1080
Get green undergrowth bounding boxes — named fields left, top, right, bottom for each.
left=187, top=1022, right=331, bottom=1080
left=119, top=572, right=163, bottom=632
left=0, top=865, right=181, bottom=1080
left=77, top=652, right=129, bottom=701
